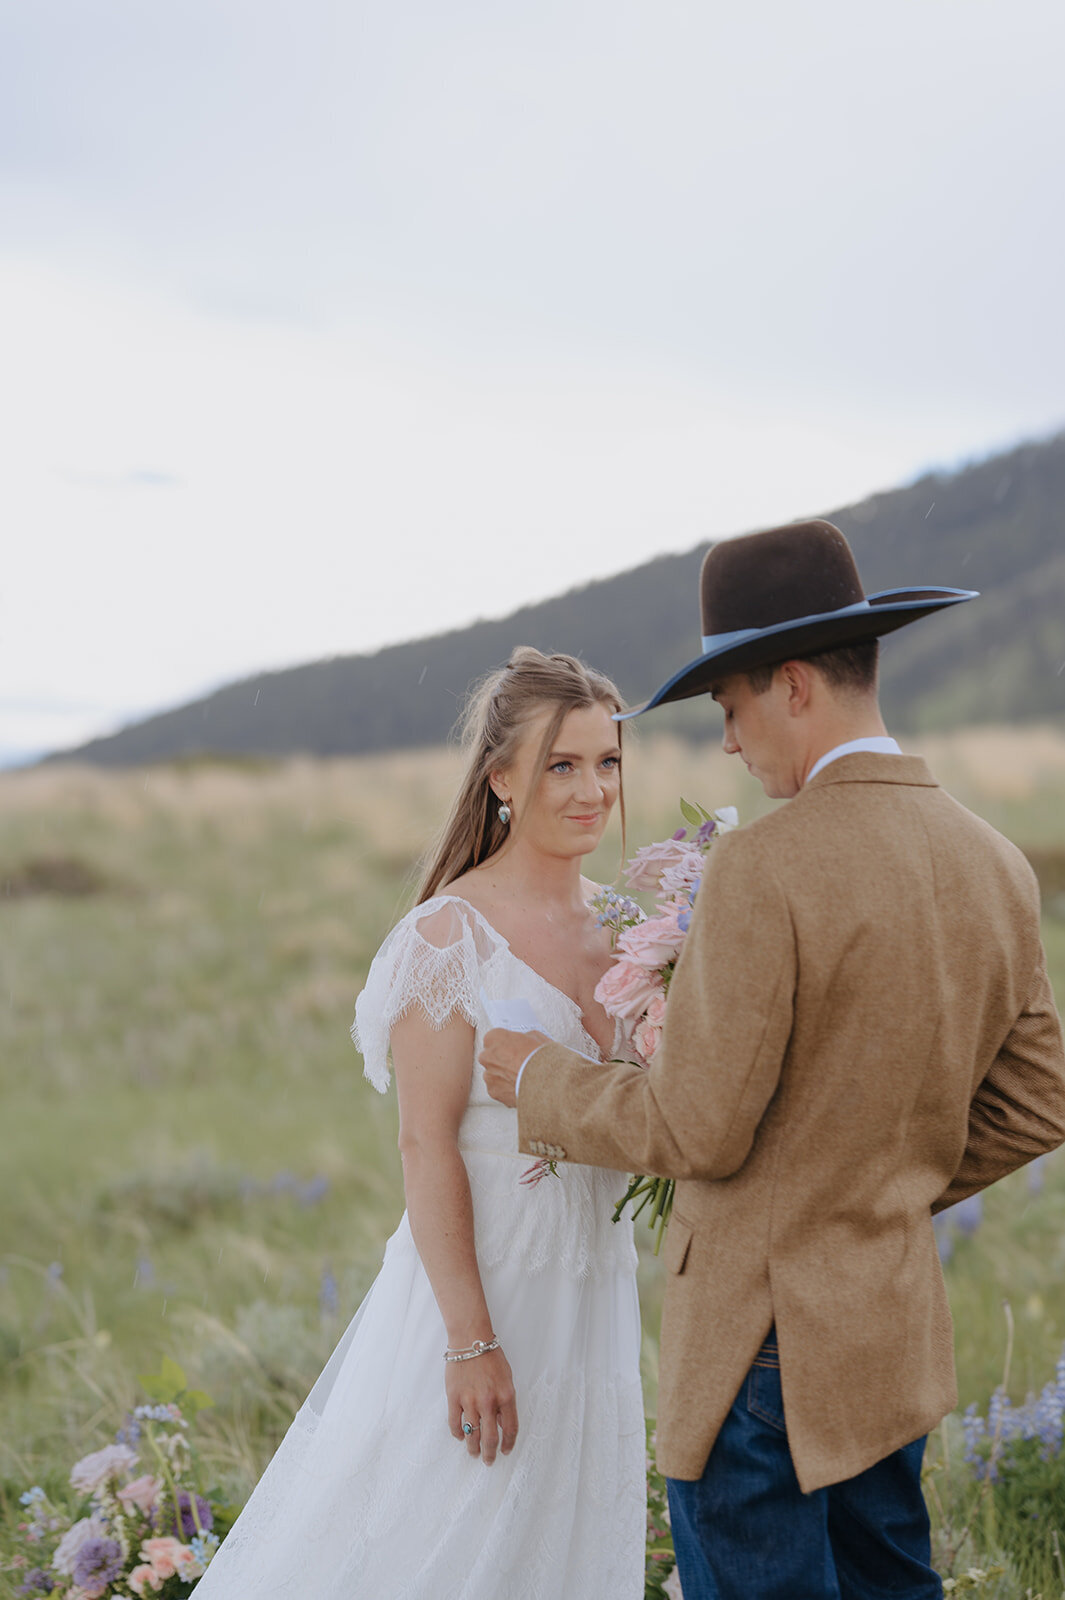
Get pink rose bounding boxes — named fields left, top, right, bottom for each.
left=659, top=851, right=704, bottom=905
left=140, top=1537, right=195, bottom=1579
left=117, top=1474, right=161, bottom=1515
left=128, top=1565, right=163, bottom=1596
left=624, top=837, right=697, bottom=891
left=594, top=958, right=664, bottom=1024
left=632, top=991, right=668, bottom=1067
left=617, top=907, right=685, bottom=969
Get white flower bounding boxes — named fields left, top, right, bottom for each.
left=69, top=1443, right=138, bottom=1496
left=52, top=1515, right=108, bottom=1575
left=713, top=806, right=739, bottom=830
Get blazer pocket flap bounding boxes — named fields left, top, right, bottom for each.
left=664, top=1215, right=694, bottom=1275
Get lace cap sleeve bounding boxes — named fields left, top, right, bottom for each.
left=350, top=897, right=504, bottom=1092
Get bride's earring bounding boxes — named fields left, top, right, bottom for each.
left=498, top=800, right=512, bottom=825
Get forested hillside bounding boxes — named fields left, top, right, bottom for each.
left=54, top=432, right=1065, bottom=764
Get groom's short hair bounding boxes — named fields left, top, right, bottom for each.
left=746, top=640, right=879, bottom=696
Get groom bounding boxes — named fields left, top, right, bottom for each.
left=480, top=520, right=1065, bottom=1598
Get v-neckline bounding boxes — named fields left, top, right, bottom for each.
left=426, top=893, right=613, bottom=1061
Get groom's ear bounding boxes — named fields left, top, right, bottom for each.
left=779, top=660, right=815, bottom=717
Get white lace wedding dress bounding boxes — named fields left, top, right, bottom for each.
left=193, top=895, right=646, bottom=1600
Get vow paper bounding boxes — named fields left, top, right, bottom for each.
left=480, top=993, right=546, bottom=1034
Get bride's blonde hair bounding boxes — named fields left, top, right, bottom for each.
left=417, top=647, right=626, bottom=904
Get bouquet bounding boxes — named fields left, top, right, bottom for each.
left=592, top=800, right=738, bottom=1252
left=3, top=1360, right=226, bottom=1598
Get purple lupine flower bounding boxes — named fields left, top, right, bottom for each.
left=72, top=1538, right=124, bottom=1592
left=953, top=1193, right=984, bottom=1236
left=932, top=1213, right=954, bottom=1263
left=15, top=1569, right=54, bottom=1596
left=319, top=1263, right=339, bottom=1316
left=300, top=1175, right=329, bottom=1206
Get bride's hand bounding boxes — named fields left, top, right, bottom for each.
left=446, top=1348, right=518, bottom=1465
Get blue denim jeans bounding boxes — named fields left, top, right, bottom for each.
left=667, top=1331, right=943, bottom=1599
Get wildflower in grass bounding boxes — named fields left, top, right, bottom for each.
left=319, top=1263, right=339, bottom=1317
left=15, top=1568, right=54, bottom=1596
left=71, top=1535, right=124, bottom=1594
left=953, top=1193, right=983, bottom=1236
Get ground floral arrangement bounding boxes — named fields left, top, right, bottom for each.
left=592, top=799, right=738, bottom=1253
left=3, top=1362, right=229, bottom=1599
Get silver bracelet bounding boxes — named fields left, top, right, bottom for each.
left=444, top=1337, right=501, bottom=1363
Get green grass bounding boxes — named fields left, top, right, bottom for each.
left=1, top=735, right=1064, bottom=1594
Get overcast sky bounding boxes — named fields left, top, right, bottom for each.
left=2, top=0, right=1063, bottom=761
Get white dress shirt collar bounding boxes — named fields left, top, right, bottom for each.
left=806, top=736, right=902, bottom=785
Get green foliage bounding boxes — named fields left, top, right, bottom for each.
left=139, top=1356, right=213, bottom=1416
left=643, top=1419, right=676, bottom=1600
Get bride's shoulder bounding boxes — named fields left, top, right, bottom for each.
left=386, top=888, right=506, bottom=956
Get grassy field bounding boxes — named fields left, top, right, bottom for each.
left=2, top=728, right=1065, bottom=1594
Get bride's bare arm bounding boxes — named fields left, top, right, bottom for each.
left=390, top=1009, right=518, bottom=1465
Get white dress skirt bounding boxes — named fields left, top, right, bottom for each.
left=193, top=895, right=646, bottom=1600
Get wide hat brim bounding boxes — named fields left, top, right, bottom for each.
left=617, top=586, right=979, bottom=720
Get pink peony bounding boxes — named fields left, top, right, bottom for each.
left=69, top=1443, right=138, bottom=1496
left=140, top=1536, right=196, bottom=1580
left=117, top=1474, right=162, bottom=1515
left=617, top=907, right=686, bottom=969
left=624, top=836, right=696, bottom=891
left=594, top=957, right=664, bottom=1024
left=128, top=1564, right=163, bottom=1596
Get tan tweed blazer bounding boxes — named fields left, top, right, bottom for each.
left=517, top=753, right=1065, bottom=1492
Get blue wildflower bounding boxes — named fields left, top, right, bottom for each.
left=190, top=1530, right=220, bottom=1567
left=19, top=1488, right=46, bottom=1508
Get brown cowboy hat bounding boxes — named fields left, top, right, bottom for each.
left=618, top=518, right=978, bottom=719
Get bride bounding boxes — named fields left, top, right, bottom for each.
left=193, top=648, right=646, bottom=1599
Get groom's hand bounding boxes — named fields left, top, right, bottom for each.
left=480, top=1028, right=549, bottom=1108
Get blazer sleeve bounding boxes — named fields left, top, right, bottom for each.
left=516, top=827, right=797, bottom=1180
left=934, top=945, right=1065, bottom=1213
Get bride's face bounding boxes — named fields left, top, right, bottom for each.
left=495, top=701, right=621, bottom=860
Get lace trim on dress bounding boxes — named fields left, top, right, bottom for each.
left=351, top=898, right=506, bottom=1092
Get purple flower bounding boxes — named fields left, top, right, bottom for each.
left=695, top=819, right=717, bottom=844
left=954, top=1194, right=984, bottom=1236
left=72, top=1537, right=124, bottom=1591
left=156, top=1490, right=213, bottom=1540
left=677, top=910, right=691, bottom=933
left=15, top=1571, right=54, bottom=1596
left=671, top=828, right=687, bottom=841
left=320, top=1263, right=339, bottom=1316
